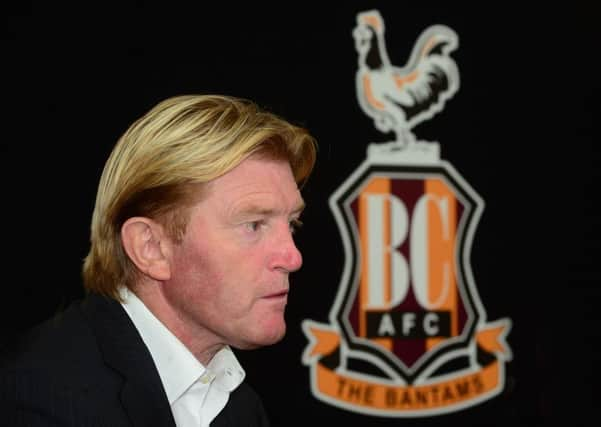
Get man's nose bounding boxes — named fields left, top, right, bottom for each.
left=270, top=224, right=303, bottom=273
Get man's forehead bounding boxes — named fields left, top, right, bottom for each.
left=199, top=160, right=303, bottom=214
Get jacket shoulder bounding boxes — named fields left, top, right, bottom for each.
left=1, top=298, right=100, bottom=372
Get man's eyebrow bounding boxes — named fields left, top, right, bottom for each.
left=292, top=200, right=306, bottom=215
left=235, top=200, right=305, bottom=217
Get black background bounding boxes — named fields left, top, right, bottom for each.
left=2, top=3, right=599, bottom=426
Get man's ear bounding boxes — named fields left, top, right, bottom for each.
left=121, top=217, right=172, bottom=281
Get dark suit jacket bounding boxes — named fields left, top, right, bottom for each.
left=0, top=293, right=270, bottom=426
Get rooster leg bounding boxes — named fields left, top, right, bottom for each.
left=391, top=128, right=416, bottom=150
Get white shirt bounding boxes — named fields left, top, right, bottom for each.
left=119, top=288, right=245, bottom=427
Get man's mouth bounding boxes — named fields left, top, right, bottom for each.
left=264, top=290, right=288, bottom=299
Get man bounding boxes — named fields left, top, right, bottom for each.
left=1, top=95, right=317, bottom=426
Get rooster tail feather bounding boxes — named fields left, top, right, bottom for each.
left=415, top=25, right=459, bottom=60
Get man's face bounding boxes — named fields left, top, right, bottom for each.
left=164, top=155, right=304, bottom=350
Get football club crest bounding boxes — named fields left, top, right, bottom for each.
left=302, top=10, right=512, bottom=417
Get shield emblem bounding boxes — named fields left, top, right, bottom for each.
left=330, top=160, right=484, bottom=382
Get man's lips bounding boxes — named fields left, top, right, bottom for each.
left=263, top=290, right=288, bottom=299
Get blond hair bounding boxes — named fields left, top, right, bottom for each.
left=83, top=94, right=317, bottom=300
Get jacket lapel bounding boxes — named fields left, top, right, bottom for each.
left=81, top=293, right=176, bottom=427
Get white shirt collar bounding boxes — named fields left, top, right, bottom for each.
left=119, top=288, right=245, bottom=404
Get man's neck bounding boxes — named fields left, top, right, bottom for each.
left=129, top=283, right=224, bottom=366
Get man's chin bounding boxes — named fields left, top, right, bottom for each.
left=261, top=324, right=286, bottom=346
left=239, top=323, right=286, bottom=349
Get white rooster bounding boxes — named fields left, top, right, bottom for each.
left=353, top=10, right=459, bottom=149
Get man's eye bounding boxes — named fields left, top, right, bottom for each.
left=245, top=221, right=263, bottom=232
left=289, top=219, right=303, bottom=234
